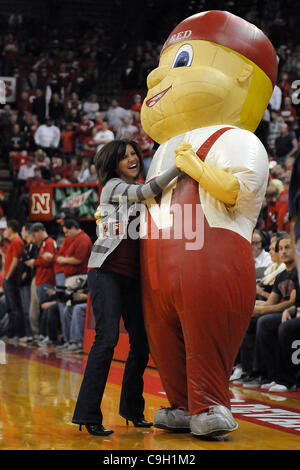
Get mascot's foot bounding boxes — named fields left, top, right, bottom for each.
left=154, top=407, right=190, bottom=432
left=190, top=405, right=238, bottom=438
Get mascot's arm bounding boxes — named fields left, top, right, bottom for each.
left=175, top=142, right=240, bottom=208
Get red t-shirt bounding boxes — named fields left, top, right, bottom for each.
left=4, top=235, right=24, bottom=278
left=61, top=130, right=75, bottom=153
left=63, top=230, right=92, bottom=277
left=54, top=236, right=73, bottom=274
left=34, top=237, right=56, bottom=286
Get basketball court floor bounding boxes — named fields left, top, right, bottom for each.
left=0, top=341, right=300, bottom=452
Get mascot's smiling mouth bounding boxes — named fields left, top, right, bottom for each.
left=146, top=85, right=172, bottom=107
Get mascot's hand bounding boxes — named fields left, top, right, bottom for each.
left=94, top=205, right=101, bottom=225
left=175, top=142, right=204, bottom=179
left=175, top=141, right=240, bottom=208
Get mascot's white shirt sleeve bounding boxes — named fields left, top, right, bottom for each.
left=146, top=125, right=269, bottom=243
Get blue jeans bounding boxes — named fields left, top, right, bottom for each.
left=72, top=269, right=149, bottom=425
left=62, top=303, right=86, bottom=343
left=36, top=283, right=54, bottom=305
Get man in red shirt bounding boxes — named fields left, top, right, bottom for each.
left=2, top=219, right=25, bottom=338
left=55, top=219, right=91, bottom=347
left=56, top=219, right=92, bottom=278
left=25, top=223, right=56, bottom=305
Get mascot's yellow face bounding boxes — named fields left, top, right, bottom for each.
left=141, top=40, right=273, bottom=144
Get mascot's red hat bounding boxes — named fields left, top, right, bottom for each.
left=161, top=10, right=278, bottom=87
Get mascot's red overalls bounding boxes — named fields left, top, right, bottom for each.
left=139, top=11, right=278, bottom=437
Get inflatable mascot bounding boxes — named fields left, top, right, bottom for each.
left=139, top=10, right=278, bottom=437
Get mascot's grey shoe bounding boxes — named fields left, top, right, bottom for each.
left=190, top=405, right=238, bottom=438
left=154, top=407, right=191, bottom=432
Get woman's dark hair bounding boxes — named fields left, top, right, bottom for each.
left=94, top=139, right=144, bottom=186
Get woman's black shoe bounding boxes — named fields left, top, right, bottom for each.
left=126, top=418, right=153, bottom=428
left=79, top=424, right=114, bottom=436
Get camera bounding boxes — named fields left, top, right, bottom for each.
left=52, top=275, right=88, bottom=305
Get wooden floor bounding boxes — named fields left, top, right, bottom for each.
left=1, top=341, right=300, bottom=451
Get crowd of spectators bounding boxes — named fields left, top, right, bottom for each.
left=0, top=217, right=92, bottom=353
left=0, top=1, right=300, bottom=390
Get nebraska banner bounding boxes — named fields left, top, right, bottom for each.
left=29, top=183, right=101, bottom=221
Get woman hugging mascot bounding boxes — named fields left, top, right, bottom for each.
left=139, top=10, right=278, bottom=437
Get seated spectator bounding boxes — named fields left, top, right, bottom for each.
left=57, top=289, right=88, bottom=353
left=135, top=127, right=154, bottom=177
left=34, top=118, right=61, bottom=156
left=6, top=123, right=26, bottom=153
left=262, top=305, right=300, bottom=391
left=66, top=107, right=81, bottom=128
left=18, top=91, right=32, bottom=114
left=86, top=163, right=98, bottom=183
left=50, top=156, right=66, bottom=181
left=267, top=111, right=285, bottom=154
left=279, top=96, right=297, bottom=129
left=274, top=123, right=298, bottom=163
left=34, top=149, right=51, bottom=180
left=75, top=113, right=93, bottom=155
left=130, top=94, right=142, bottom=112
left=53, top=172, right=71, bottom=185
left=252, top=230, right=272, bottom=271
left=115, top=115, right=138, bottom=140
left=240, top=235, right=298, bottom=388
left=256, top=234, right=286, bottom=300
left=77, top=159, right=90, bottom=183
left=25, top=167, right=46, bottom=192
left=105, top=98, right=131, bottom=132
left=37, top=300, right=61, bottom=348
left=17, top=155, right=36, bottom=185
left=63, top=155, right=79, bottom=180
left=93, top=121, right=114, bottom=152
left=93, top=112, right=104, bottom=131
left=82, top=94, right=100, bottom=121
left=66, top=92, right=82, bottom=113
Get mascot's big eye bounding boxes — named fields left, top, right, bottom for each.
left=172, top=44, right=193, bottom=68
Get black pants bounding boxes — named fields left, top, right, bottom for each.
left=72, top=269, right=149, bottom=425
left=3, top=277, right=25, bottom=338
left=39, top=303, right=61, bottom=342
left=256, top=313, right=300, bottom=386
